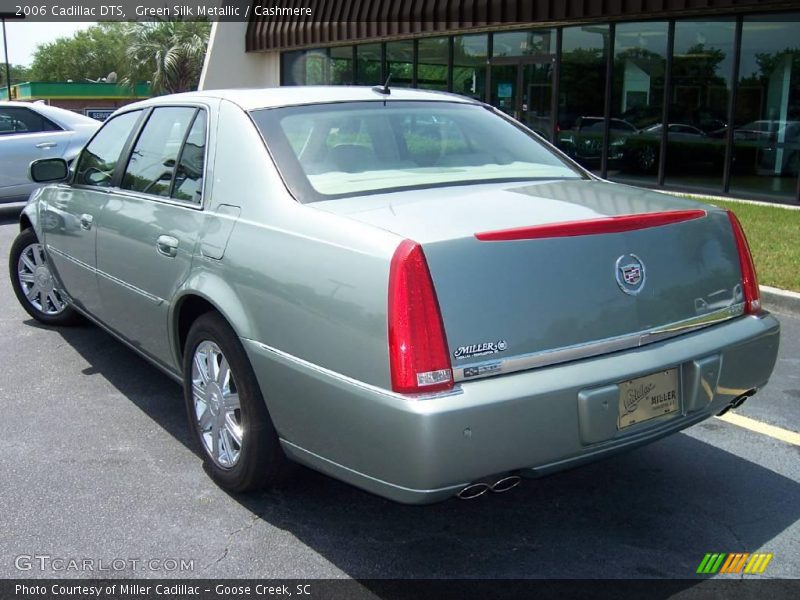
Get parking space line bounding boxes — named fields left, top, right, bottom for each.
left=716, top=412, right=800, bottom=446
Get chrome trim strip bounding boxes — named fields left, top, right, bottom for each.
left=46, top=245, right=165, bottom=305
left=95, top=269, right=165, bottom=305
left=246, top=340, right=463, bottom=401
left=46, top=245, right=94, bottom=272
left=454, top=303, right=746, bottom=383
left=111, top=188, right=204, bottom=211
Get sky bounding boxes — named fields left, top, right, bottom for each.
left=1, top=21, right=95, bottom=67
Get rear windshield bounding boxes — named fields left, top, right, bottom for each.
left=249, top=100, right=583, bottom=202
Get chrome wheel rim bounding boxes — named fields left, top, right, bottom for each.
left=191, top=341, right=243, bottom=468
left=17, top=242, right=67, bottom=315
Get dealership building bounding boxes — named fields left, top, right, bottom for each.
left=201, top=0, right=800, bottom=203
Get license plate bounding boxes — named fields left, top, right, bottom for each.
left=618, top=368, right=679, bottom=429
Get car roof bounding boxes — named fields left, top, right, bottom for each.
left=121, top=86, right=479, bottom=112
left=0, top=100, right=99, bottom=129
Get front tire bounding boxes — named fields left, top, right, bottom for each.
left=183, top=312, right=291, bottom=493
left=9, top=228, right=79, bottom=326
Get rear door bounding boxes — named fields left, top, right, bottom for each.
left=94, top=105, right=209, bottom=370
left=43, top=110, right=143, bottom=315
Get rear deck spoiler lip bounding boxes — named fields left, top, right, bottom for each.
left=474, top=209, right=708, bottom=241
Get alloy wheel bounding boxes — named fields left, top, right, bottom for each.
left=16, top=243, right=67, bottom=315
left=191, top=340, right=243, bottom=468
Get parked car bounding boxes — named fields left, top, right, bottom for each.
left=10, top=87, right=779, bottom=504
left=622, top=123, right=725, bottom=173
left=732, top=120, right=800, bottom=177
left=558, top=116, right=638, bottom=167
left=0, top=101, right=100, bottom=204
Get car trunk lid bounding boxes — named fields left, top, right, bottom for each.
left=315, top=179, right=745, bottom=379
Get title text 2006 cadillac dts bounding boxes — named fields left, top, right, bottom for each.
left=9, top=87, right=779, bottom=503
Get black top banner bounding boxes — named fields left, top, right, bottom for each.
left=2, top=1, right=280, bottom=22
left=5, top=0, right=798, bottom=23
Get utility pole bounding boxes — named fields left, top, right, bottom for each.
left=0, top=12, right=25, bottom=101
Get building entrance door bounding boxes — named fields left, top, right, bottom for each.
left=490, top=56, right=555, bottom=141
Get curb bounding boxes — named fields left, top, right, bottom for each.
left=760, top=285, right=800, bottom=318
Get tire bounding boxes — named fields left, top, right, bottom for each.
left=183, top=311, right=291, bottom=493
left=637, top=145, right=658, bottom=173
left=9, top=228, right=80, bottom=326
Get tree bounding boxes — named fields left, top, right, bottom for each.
left=0, top=63, right=31, bottom=85
left=122, top=20, right=211, bottom=95
left=29, top=23, right=138, bottom=82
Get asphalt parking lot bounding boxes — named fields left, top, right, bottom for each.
left=0, top=204, right=798, bottom=581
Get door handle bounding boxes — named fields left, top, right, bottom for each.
left=36, top=141, right=58, bottom=149
left=156, top=235, right=179, bottom=258
left=79, top=214, right=93, bottom=230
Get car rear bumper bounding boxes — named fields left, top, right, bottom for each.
left=242, top=312, right=780, bottom=504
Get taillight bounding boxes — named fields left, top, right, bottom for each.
left=726, top=210, right=761, bottom=314
left=388, top=240, right=454, bottom=394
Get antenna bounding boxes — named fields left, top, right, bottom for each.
left=372, top=73, right=391, bottom=95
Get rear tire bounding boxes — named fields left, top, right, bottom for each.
left=183, top=312, right=291, bottom=493
left=637, top=145, right=658, bottom=173
left=9, top=228, right=80, bottom=326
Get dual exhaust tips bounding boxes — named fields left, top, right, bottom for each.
left=457, top=389, right=758, bottom=500
left=716, top=389, right=756, bottom=417
left=456, top=474, right=521, bottom=500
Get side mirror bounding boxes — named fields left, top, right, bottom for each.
left=29, top=158, right=69, bottom=183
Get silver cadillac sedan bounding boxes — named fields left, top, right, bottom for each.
left=10, top=87, right=780, bottom=503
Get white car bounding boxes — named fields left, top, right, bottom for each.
left=0, top=101, right=100, bottom=204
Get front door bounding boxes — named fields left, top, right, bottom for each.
left=490, top=57, right=555, bottom=141
left=43, top=110, right=144, bottom=315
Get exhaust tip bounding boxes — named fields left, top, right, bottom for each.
left=717, top=389, right=757, bottom=416
left=457, top=483, right=490, bottom=500
left=456, top=474, right=523, bottom=499
left=491, top=475, right=521, bottom=494
left=732, top=389, right=757, bottom=408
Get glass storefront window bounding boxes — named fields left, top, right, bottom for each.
left=281, top=51, right=306, bottom=86
left=280, top=50, right=327, bottom=85
left=493, top=30, right=556, bottom=57
left=386, top=40, right=414, bottom=87
left=730, top=15, right=800, bottom=200
left=417, top=37, right=449, bottom=91
left=356, top=43, right=382, bottom=85
left=609, top=21, right=669, bottom=184
left=280, top=13, right=800, bottom=203
left=329, top=46, right=354, bottom=85
left=487, top=27, right=557, bottom=139
left=304, top=50, right=328, bottom=85
left=453, top=34, right=487, bottom=100
left=666, top=20, right=736, bottom=192
left=557, top=25, right=612, bottom=173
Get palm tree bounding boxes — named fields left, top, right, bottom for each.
left=123, top=20, right=211, bottom=95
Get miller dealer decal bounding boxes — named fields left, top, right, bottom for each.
left=454, top=340, right=508, bottom=360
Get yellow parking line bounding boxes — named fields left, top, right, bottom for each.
left=716, top=412, right=800, bottom=447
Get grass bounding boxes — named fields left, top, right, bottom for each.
left=698, top=198, right=800, bottom=292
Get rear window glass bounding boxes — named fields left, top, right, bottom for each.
left=250, top=101, right=582, bottom=202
